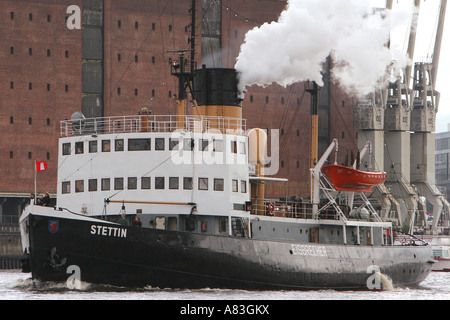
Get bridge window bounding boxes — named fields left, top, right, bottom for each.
left=75, top=180, right=84, bottom=193
left=214, top=178, right=224, bottom=191
left=141, top=177, right=151, bottom=189
left=62, top=181, right=70, bottom=194
left=101, top=178, right=110, bottom=191
left=183, top=177, right=193, bottom=190
left=62, top=143, right=71, bottom=155
left=155, top=177, right=165, bottom=189
left=128, top=138, right=151, bottom=151
left=114, top=178, right=124, bottom=190
left=198, top=178, right=208, bottom=190
left=169, top=177, right=179, bottom=189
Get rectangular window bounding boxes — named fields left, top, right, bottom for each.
left=89, top=141, right=98, bottom=153
left=200, top=139, right=209, bottom=151
left=231, top=141, right=237, bottom=153
left=155, top=138, right=165, bottom=150
left=213, top=139, right=223, bottom=152
left=62, top=181, right=70, bottom=194
left=198, top=178, right=208, bottom=190
left=169, top=177, right=179, bottom=189
left=75, top=180, right=84, bottom=193
left=183, top=177, right=193, bottom=190
left=239, top=142, right=246, bottom=154
left=62, top=143, right=71, bottom=155
left=155, top=177, right=165, bottom=189
left=214, top=178, right=224, bottom=191
left=169, top=138, right=179, bottom=150
left=128, top=177, right=137, bottom=190
left=114, top=178, right=124, bottom=190
left=75, top=141, right=84, bottom=154
left=102, top=140, right=111, bottom=152
left=115, top=139, right=124, bottom=151
left=89, top=179, right=97, bottom=192
left=101, top=178, right=110, bottom=191
left=141, top=177, right=151, bottom=189
left=232, top=179, right=238, bottom=192
left=241, top=180, right=247, bottom=193
left=128, top=138, right=150, bottom=151
left=183, top=138, right=194, bottom=151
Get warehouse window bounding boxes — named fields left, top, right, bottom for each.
left=10, top=47, right=14, bottom=54
left=10, top=12, right=14, bottom=20
left=29, top=48, right=33, bottom=55
left=118, top=20, right=121, bottom=28
left=29, top=13, right=33, bottom=21
left=47, top=15, right=51, bottom=22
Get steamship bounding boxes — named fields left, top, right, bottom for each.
left=19, top=56, right=434, bottom=290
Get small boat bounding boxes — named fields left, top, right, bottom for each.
left=321, top=164, right=386, bottom=193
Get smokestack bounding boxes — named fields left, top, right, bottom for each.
left=193, top=66, right=243, bottom=132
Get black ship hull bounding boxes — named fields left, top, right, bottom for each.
left=22, top=211, right=434, bottom=290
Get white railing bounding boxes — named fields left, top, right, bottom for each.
left=60, top=115, right=246, bottom=138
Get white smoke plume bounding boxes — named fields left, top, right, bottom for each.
left=235, top=0, right=411, bottom=98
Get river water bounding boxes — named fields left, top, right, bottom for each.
left=1, top=270, right=449, bottom=301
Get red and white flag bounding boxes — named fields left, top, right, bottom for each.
left=35, top=161, right=48, bottom=172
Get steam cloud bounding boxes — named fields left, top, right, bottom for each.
left=235, top=0, right=411, bottom=98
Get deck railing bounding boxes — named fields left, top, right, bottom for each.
left=60, top=115, right=246, bottom=138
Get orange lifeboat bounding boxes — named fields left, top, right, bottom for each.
left=321, top=164, right=386, bottom=193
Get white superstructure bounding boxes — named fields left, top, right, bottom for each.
left=57, top=115, right=250, bottom=218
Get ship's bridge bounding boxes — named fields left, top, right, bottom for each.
left=57, top=114, right=250, bottom=219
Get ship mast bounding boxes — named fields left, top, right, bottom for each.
left=169, top=0, right=197, bottom=129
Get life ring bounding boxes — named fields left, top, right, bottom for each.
left=267, top=203, right=274, bottom=216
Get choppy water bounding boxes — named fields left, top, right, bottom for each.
left=1, top=270, right=450, bottom=301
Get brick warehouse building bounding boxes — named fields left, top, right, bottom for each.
left=0, top=0, right=356, bottom=221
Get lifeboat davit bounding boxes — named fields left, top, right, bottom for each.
left=321, top=164, right=386, bottom=193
